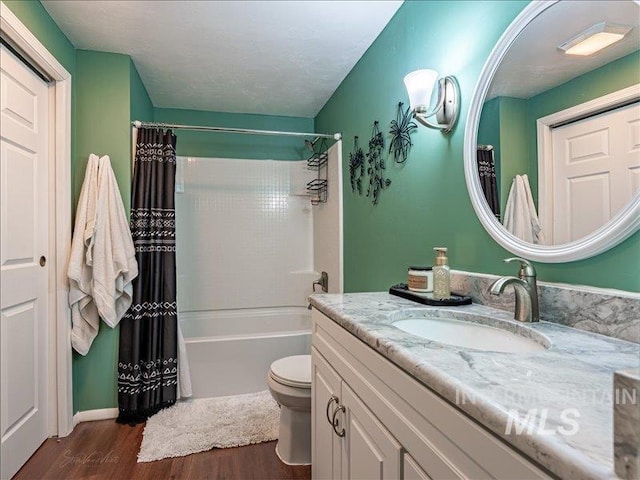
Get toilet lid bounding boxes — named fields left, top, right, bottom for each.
left=269, top=355, right=311, bottom=389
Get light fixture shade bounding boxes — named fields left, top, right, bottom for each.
left=559, top=22, right=632, bottom=56
left=403, top=69, right=439, bottom=112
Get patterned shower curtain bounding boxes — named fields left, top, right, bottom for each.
left=477, top=148, right=501, bottom=220
left=117, top=127, right=178, bottom=424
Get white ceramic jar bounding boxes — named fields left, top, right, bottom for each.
left=407, top=266, right=433, bottom=293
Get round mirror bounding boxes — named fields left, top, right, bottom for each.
left=464, top=0, right=640, bottom=262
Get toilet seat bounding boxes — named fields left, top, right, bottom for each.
left=269, top=355, right=311, bottom=389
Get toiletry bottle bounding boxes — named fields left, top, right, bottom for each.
left=433, top=247, right=450, bottom=300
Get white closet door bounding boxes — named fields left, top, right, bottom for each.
left=0, top=44, right=50, bottom=479
left=552, top=102, right=640, bottom=244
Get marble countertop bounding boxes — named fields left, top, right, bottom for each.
left=309, top=292, right=640, bottom=480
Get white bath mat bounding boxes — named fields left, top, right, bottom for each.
left=137, top=390, right=280, bottom=462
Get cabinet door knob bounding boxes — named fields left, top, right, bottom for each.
left=332, top=404, right=346, bottom=437
left=39, top=256, right=47, bottom=267
left=326, top=394, right=339, bottom=426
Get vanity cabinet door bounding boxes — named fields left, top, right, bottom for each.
left=403, top=453, right=432, bottom=480
left=312, top=347, right=343, bottom=480
left=341, top=383, right=402, bottom=480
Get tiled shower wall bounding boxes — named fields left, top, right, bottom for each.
left=175, top=157, right=318, bottom=313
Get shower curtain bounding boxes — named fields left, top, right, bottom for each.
left=117, top=127, right=179, bottom=424
left=477, top=148, right=500, bottom=220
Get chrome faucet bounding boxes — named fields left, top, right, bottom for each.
left=313, top=271, right=329, bottom=293
left=488, top=258, right=539, bottom=322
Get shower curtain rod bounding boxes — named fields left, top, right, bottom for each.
left=132, top=120, right=341, bottom=141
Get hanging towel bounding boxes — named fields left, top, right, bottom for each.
left=91, top=155, right=138, bottom=328
left=503, top=174, right=546, bottom=244
left=68, top=154, right=100, bottom=355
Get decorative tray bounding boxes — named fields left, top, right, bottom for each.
left=389, top=284, right=472, bottom=306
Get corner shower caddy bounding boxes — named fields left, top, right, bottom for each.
left=306, top=138, right=328, bottom=205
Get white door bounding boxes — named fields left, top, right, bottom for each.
left=0, top=44, right=50, bottom=479
left=551, top=102, right=640, bottom=243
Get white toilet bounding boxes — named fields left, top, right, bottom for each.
left=267, top=354, right=312, bottom=465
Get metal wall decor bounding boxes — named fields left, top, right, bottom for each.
left=348, top=136, right=366, bottom=194
left=366, top=121, right=391, bottom=205
left=388, top=102, right=417, bottom=164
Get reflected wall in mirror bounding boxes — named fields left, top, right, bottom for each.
left=464, top=0, right=640, bottom=262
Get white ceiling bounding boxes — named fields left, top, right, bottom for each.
left=488, top=0, right=640, bottom=100
left=42, top=0, right=402, bottom=118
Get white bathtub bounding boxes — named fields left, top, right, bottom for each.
left=180, top=307, right=311, bottom=399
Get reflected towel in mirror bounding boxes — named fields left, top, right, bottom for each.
left=503, top=174, right=546, bottom=244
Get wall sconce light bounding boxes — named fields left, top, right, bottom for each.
left=403, top=69, right=460, bottom=133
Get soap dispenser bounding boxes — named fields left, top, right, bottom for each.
left=433, top=247, right=450, bottom=300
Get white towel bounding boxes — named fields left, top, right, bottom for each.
left=91, top=155, right=138, bottom=328
left=68, top=154, right=100, bottom=355
left=503, top=174, right=545, bottom=244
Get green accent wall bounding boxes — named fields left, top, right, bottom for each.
left=130, top=59, right=154, bottom=123
left=496, top=97, right=529, bottom=211
left=478, top=96, right=530, bottom=212
left=72, top=51, right=153, bottom=412
left=74, top=51, right=131, bottom=211
left=315, top=0, right=640, bottom=293
left=153, top=108, right=313, bottom=160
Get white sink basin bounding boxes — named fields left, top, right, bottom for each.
left=391, top=310, right=550, bottom=353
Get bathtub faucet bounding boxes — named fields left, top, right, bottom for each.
left=313, top=271, right=329, bottom=293
left=488, top=258, right=539, bottom=322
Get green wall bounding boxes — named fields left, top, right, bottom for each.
left=153, top=108, right=314, bottom=160
left=315, top=0, right=640, bottom=293
left=478, top=96, right=529, bottom=212
left=130, top=59, right=154, bottom=123
left=72, top=51, right=155, bottom=412
left=497, top=97, right=529, bottom=211
left=74, top=51, right=131, bottom=211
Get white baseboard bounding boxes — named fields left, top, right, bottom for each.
left=72, top=407, right=118, bottom=427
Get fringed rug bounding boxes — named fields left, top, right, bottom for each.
left=137, top=390, right=280, bottom=462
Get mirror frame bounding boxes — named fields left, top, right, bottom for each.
left=464, top=0, right=640, bottom=263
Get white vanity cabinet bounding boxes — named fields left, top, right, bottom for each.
left=311, top=308, right=552, bottom=480
left=313, top=347, right=401, bottom=480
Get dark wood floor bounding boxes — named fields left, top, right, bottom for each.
left=14, top=420, right=311, bottom=480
